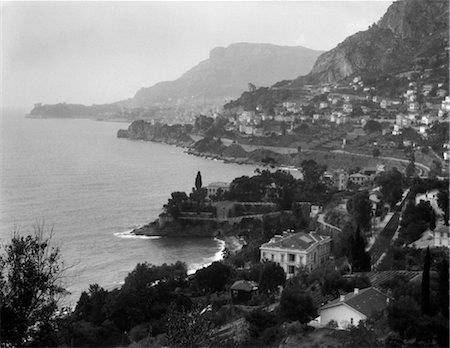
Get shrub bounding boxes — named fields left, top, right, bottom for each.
left=286, top=321, right=304, bottom=335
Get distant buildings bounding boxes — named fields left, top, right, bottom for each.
left=260, top=231, right=332, bottom=276
left=333, top=169, right=349, bottom=191
left=348, top=173, right=370, bottom=186
left=206, top=182, right=230, bottom=198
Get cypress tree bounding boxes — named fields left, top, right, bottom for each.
left=350, top=226, right=371, bottom=272
left=421, top=247, right=431, bottom=316
left=437, top=258, right=449, bottom=318
left=195, top=171, right=202, bottom=191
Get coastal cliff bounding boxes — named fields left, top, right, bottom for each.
left=117, top=120, right=194, bottom=147
left=132, top=219, right=220, bottom=238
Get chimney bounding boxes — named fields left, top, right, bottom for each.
left=354, top=288, right=359, bottom=294
left=340, top=295, right=345, bottom=302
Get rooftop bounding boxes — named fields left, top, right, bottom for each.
left=230, top=280, right=258, bottom=292
left=207, top=182, right=230, bottom=187
left=261, top=232, right=330, bottom=251
left=320, top=287, right=390, bottom=317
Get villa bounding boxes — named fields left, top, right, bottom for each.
left=260, top=231, right=331, bottom=276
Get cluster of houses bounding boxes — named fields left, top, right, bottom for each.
left=323, top=164, right=385, bottom=191
left=216, top=72, right=449, bottom=161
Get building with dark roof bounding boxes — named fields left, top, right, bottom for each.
left=319, top=287, right=391, bottom=329
left=260, top=231, right=331, bottom=276
left=230, top=280, right=259, bottom=304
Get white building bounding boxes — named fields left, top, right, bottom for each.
left=206, top=182, right=230, bottom=197
left=348, top=173, right=370, bottom=186
left=411, top=225, right=449, bottom=249
left=260, top=232, right=331, bottom=276
left=319, top=287, right=391, bottom=329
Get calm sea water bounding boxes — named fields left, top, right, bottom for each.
left=0, top=112, right=259, bottom=306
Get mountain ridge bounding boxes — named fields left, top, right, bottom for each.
left=133, top=42, right=323, bottom=104
left=304, top=0, right=449, bottom=84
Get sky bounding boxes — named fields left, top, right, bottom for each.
left=2, top=1, right=393, bottom=110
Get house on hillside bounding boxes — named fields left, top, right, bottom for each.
left=230, top=280, right=259, bottom=304
left=348, top=173, right=370, bottom=186
left=206, top=182, right=230, bottom=198
left=333, top=169, right=349, bottom=191
left=411, top=224, right=449, bottom=249
left=260, top=232, right=331, bottom=276
left=319, top=287, right=391, bottom=329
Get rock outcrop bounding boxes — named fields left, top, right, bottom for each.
left=117, top=120, right=194, bottom=146
left=306, top=0, right=449, bottom=83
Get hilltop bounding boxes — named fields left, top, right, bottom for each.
left=227, top=0, right=449, bottom=110
left=28, top=43, right=322, bottom=122
left=304, top=0, right=449, bottom=84
left=133, top=43, right=322, bottom=105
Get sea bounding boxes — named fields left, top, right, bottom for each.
left=0, top=111, right=259, bottom=306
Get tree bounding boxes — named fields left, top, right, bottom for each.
left=195, top=171, right=202, bottom=191
left=258, top=261, right=286, bottom=295
left=363, top=120, right=382, bottom=133
left=372, top=148, right=381, bottom=157
left=0, top=226, right=67, bottom=347
left=437, top=189, right=449, bottom=226
left=421, top=247, right=431, bottom=316
left=349, top=226, right=371, bottom=272
left=405, top=158, right=416, bottom=179
left=194, top=262, right=233, bottom=293
left=245, top=309, right=277, bottom=338
left=437, top=258, right=449, bottom=318
left=375, top=168, right=404, bottom=208
left=346, top=191, right=372, bottom=232
left=165, top=304, right=213, bottom=348
left=387, top=295, right=420, bottom=338
left=279, top=285, right=317, bottom=325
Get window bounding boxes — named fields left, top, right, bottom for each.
left=281, top=254, right=285, bottom=262
left=350, top=318, right=354, bottom=325
left=271, top=254, right=274, bottom=261
left=288, top=265, right=295, bottom=274
left=288, top=254, right=295, bottom=262
left=262, top=252, right=266, bottom=259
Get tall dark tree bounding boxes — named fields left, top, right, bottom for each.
left=437, top=189, right=449, bottom=226
left=421, top=247, right=431, bottom=316
left=437, top=258, right=449, bottom=318
left=195, top=171, right=202, bottom=191
left=405, top=158, right=416, bottom=179
left=349, top=226, right=371, bottom=272
left=346, top=191, right=372, bottom=232
left=0, top=226, right=67, bottom=347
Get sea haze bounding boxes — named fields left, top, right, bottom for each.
left=0, top=112, right=259, bottom=306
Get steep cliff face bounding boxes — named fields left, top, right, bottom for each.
left=307, top=0, right=449, bottom=83
left=134, top=43, right=323, bottom=104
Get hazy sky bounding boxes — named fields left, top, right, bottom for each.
left=2, top=1, right=393, bottom=109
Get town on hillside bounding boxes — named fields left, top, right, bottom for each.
left=5, top=0, right=449, bottom=347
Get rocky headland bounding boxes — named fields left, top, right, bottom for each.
left=131, top=219, right=220, bottom=238
left=117, top=120, right=194, bottom=147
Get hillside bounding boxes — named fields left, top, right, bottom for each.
left=226, top=0, right=449, bottom=110
left=133, top=43, right=323, bottom=105
left=305, top=0, right=449, bottom=83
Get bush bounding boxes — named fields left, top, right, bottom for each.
left=286, top=321, right=304, bottom=335
left=327, top=320, right=339, bottom=329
